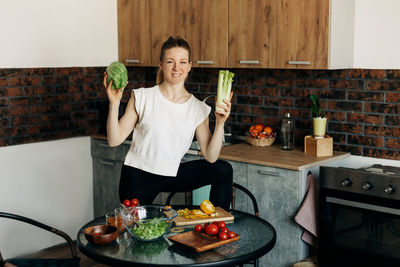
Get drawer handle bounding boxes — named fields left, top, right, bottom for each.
left=258, top=170, right=281, bottom=177
left=100, top=160, right=115, bottom=166
left=288, top=60, right=311, bottom=65
left=126, top=59, right=140, bottom=64
left=196, top=60, right=214, bottom=65
left=98, top=143, right=110, bottom=148
left=239, top=60, right=259, bottom=65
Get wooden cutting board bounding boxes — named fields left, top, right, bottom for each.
left=168, top=230, right=240, bottom=252
left=173, top=207, right=234, bottom=226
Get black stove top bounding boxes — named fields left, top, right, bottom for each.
left=360, top=164, right=400, bottom=176
left=320, top=164, right=400, bottom=201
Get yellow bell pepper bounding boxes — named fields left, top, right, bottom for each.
left=200, top=200, right=215, bottom=215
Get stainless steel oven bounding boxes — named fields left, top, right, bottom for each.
left=319, top=165, right=400, bottom=267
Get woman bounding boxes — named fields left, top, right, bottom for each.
left=104, top=36, right=233, bottom=210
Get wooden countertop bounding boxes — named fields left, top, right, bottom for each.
left=92, top=135, right=350, bottom=171
left=219, top=143, right=350, bottom=171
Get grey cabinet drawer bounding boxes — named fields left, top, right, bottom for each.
left=91, top=138, right=126, bottom=161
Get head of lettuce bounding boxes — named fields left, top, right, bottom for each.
left=106, top=61, right=128, bottom=91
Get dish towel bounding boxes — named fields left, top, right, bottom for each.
left=295, top=171, right=318, bottom=247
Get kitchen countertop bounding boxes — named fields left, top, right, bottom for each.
left=218, top=143, right=350, bottom=171
left=91, top=135, right=350, bottom=171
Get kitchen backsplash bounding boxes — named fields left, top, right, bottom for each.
left=0, top=67, right=399, bottom=160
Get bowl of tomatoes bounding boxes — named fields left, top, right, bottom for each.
left=246, top=124, right=277, bottom=147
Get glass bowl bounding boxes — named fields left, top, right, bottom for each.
left=121, top=205, right=178, bottom=242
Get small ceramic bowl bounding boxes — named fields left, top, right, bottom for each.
left=84, top=224, right=118, bottom=245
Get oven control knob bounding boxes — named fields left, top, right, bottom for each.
left=384, top=184, right=395, bottom=194
left=341, top=178, right=352, bottom=187
left=362, top=181, right=373, bottom=190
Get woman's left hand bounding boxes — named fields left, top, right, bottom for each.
left=215, top=92, right=233, bottom=123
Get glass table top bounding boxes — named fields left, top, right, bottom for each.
left=77, top=209, right=276, bottom=266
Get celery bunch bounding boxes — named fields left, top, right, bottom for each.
left=216, top=70, right=235, bottom=112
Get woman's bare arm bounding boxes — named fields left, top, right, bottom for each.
left=104, top=73, right=138, bottom=147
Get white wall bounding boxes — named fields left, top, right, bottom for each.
left=353, top=0, right=400, bottom=69
left=0, top=0, right=118, bottom=68
left=0, top=137, right=93, bottom=258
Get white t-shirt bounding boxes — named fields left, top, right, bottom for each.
left=124, top=85, right=211, bottom=176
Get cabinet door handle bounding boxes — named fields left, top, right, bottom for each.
left=239, top=60, right=259, bottom=65
left=288, top=60, right=311, bottom=65
left=100, top=160, right=115, bottom=166
left=196, top=60, right=214, bottom=65
left=258, top=170, right=281, bottom=177
left=125, top=59, right=140, bottom=64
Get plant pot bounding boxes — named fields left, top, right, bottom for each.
left=313, top=117, right=327, bottom=139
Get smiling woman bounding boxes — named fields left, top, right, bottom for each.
left=105, top=35, right=235, bottom=210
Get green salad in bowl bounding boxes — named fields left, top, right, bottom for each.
left=121, top=205, right=177, bottom=242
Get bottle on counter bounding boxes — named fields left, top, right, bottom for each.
left=281, top=112, right=294, bottom=150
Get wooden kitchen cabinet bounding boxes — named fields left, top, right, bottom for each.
left=117, top=0, right=151, bottom=66
left=149, top=0, right=187, bottom=66
left=186, top=0, right=228, bottom=68
left=228, top=0, right=276, bottom=68
left=275, top=0, right=354, bottom=69
left=117, top=0, right=354, bottom=69
left=275, top=0, right=329, bottom=69
left=118, top=0, right=228, bottom=68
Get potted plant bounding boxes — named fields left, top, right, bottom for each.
left=310, top=94, right=327, bottom=138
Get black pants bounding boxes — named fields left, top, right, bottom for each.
left=119, top=159, right=233, bottom=210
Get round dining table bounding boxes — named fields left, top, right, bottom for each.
left=77, top=209, right=276, bottom=266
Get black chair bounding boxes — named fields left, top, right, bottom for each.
left=164, top=182, right=259, bottom=216
left=0, top=212, right=80, bottom=267
left=164, top=182, right=260, bottom=267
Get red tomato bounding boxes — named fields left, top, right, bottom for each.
left=194, top=224, right=203, bottom=233
left=218, top=232, right=228, bottom=240
left=131, top=198, right=139, bottom=207
left=206, top=224, right=219, bottom=235
left=203, top=223, right=209, bottom=229
left=123, top=199, right=131, bottom=207
left=220, top=227, right=229, bottom=233
left=228, top=231, right=237, bottom=239
left=217, top=221, right=226, bottom=228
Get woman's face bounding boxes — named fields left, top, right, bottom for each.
left=159, top=47, right=192, bottom=85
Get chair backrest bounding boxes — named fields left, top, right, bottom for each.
left=0, top=212, right=79, bottom=262
left=232, top=182, right=260, bottom=217
left=163, top=183, right=260, bottom=217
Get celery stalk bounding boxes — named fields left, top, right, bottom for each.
left=216, top=70, right=234, bottom=112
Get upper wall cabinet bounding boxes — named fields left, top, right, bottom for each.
left=117, top=0, right=354, bottom=69
left=275, top=0, right=354, bottom=69
left=276, top=0, right=329, bottom=69
left=186, top=0, right=228, bottom=68
left=149, top=0, right=187, bottom=65
left=228, top=0, right=276, bottom=68
left=117, top=0, right=151, bottom=66
left=118, top=0, right=228, bottom=68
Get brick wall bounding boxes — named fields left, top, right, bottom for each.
left=0, top=67, right=399, bottom=160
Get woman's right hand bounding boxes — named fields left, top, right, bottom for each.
left=104, top=72, right=128, bottom=105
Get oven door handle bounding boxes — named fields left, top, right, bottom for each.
left=326, top=196, right=400, bottom=216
